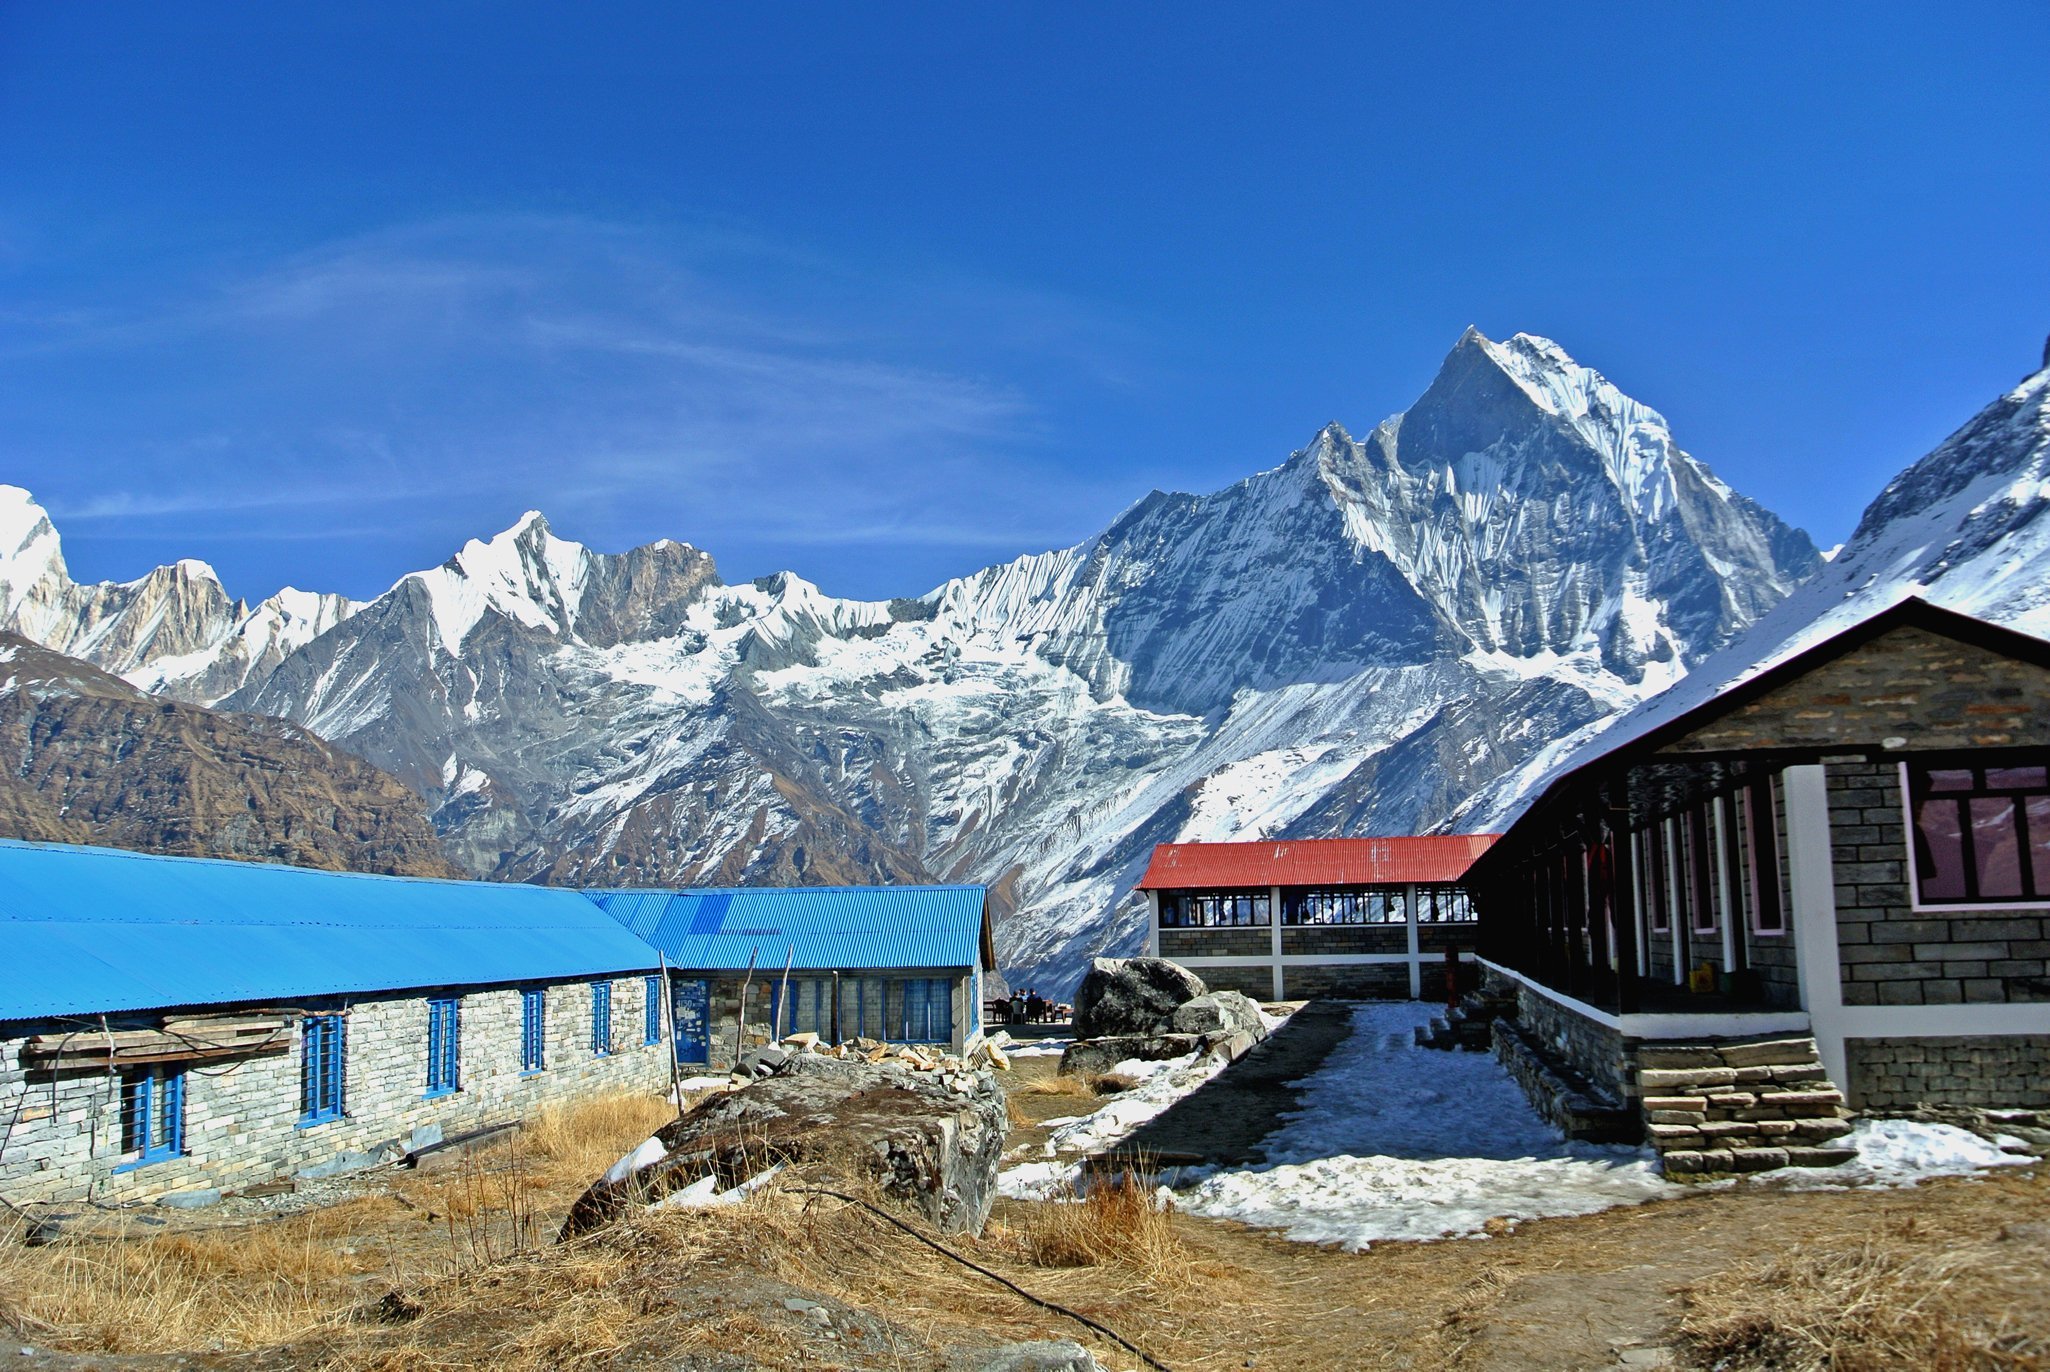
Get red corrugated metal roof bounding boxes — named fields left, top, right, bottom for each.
left=1136, top=834, right=1498, bottom=890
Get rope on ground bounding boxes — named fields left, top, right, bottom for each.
left=790, top=1184, right=1175, bottom=1372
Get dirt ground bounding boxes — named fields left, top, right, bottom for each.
left=3, top=1054, right=2047, bottom=1371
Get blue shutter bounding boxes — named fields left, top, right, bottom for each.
left=301, top=1014, right=346, bottom=1124
left=521, top=988, right=546, bottom=1072
left=644, top=976, right=662, bottom=1045
left=592, top=982, right=613, bottom=1056
left=426, top=998, right=461, bottom=1096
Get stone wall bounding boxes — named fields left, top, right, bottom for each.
left=1660, top=623, right=2050, bottom=755
left=1193, top=965, right=1275, bottom=999
left=1282, top=962, right=1409, bottom=1000
left=1845, top=1036, right=2050, bottom=1110
left=1159, top=927, right=1271, bottom=959
left=1280, top=925, right=1404, bottom=955
left=1511, top=981, right=1631, bottom=1102
left=0, top=975, right=669, bottom=1205
left=1417, top=923, right=1480, bottom=953
left=1828, top=762, right=2050, bottom=1007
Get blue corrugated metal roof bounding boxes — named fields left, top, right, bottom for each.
left=583, top=884, right=991, bottom=973
left=0, top=840, right=659, bottom=1022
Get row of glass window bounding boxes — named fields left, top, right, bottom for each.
left=765, top=976, right=955, bottom=1044
left=1157, top=884, right=1478, bottom=928
left=121, top=977, right=656, bottom=1168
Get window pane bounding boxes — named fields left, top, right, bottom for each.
left=1925, top=769, right=1976, bottom=793
left=1971, top=796, right=2024, bottom=899
left=1987, top=766, right=2048, bottom=790
left=2029, top=796, right=2050, bottom=897
left=1915, top=799, right=1969, bottom=901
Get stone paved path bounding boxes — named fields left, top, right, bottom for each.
left=1089, top=999, right=1359, bottom=1171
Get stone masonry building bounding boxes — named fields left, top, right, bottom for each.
left=1464, top=597, right=2050, bottom=1177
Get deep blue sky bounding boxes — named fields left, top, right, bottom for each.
left=3, top=5, right=2045, bottom=602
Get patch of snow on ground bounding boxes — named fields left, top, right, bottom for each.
left=1778, top=1118, right=2034, bottom=1190
left=1176, top=1002, right=1677, bottom=1247
left=999, top=1050, right=1229, bottom=1199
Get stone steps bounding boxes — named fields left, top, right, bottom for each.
left=1631, top=1036, right=1856, bottom=1178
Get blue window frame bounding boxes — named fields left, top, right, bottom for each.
left=117, top=1066, right=185, bottom=1167
left=768, top=978, right=833, bottom=1039
left=425, top=997, right=461, bottom=1097
left=521, top=988, right=547, bottom=1072
left=643, top=975, right=662, bottom=1046
left=899, top=978, right=953, bottom=1044
left=591, top=981, right=613, bottom=1056
left=300, top=1014, right=346, bottom=1124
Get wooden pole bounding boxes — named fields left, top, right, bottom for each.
left=776, top=944, right=795, bottom=1041
left=658, top=952, right=685, bottom=1123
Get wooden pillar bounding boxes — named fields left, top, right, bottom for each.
left=1608, top=780, right=1639, bottom=1015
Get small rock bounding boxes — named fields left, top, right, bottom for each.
left=969, top=1340, right=1105, bottom=1372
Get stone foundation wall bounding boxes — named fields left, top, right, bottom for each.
left=0, top=975, right=668, bottom=1205
left=1845, top=1036, right=2050, bottom=1110
left=1418, top=924, right=1479, bottom=953
left=1159, top=927, right=1271, bottom=959
left=1511, top=983, right=1631, bottom=1102
left=1282, top=962, right=1409, bottom=1000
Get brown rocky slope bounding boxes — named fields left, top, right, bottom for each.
left=0, top=633, right=458, bottom=876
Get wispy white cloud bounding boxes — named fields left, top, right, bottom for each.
left=1, top=212, right=1155, bottom=596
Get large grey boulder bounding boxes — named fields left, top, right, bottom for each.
left=1170, top=990, right=1265, bottom=1038
left=560, top=1053, right=1008, bottom=1239
left=1072, top=956, right=1207, bottom=1039
left=1059, top=1033, right=1206, bottom=1078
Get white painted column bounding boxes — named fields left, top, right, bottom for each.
left=1268, top=885, right=1284, bottom=1001
left=1784, top=764, right=1848, bottom=1089
left=1712, top=799, right=1739, bottom=974
left=1631, top=830, right=1650, bottom=977
left=1145, top=891, right=1160, bottom=957
left=1405, top=882, right=1422, bottom=999
left=1664, top=816, right=1685, bottom=983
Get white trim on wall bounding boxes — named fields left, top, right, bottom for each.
left=1839, top=1004, right=2050, bottom=1037
left=1476, top=957, right=1811, bottom=1040
left=1785, top=764, right=1849, bottom=1089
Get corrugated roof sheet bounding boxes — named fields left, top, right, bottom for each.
left=584, top=884, right=992, bottom=973
left=1136, top=835, right=1497, bottom=890
left=0, top=840, right=659, bottom=1022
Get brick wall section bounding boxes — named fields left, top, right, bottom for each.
left=1827, top=762, right=2050, bottom=1007
left=0, top=975, right=669, bottom=1205
left=1280, top=925, right=1405, bottom=955
left=1283, top=962, right=1410, bottom=1000
left=1747, top=774, right=1801, bottom=1008
left=1659, top=624, right=2050, bottom=755
left=1845, top=1036, right=2050, bottom=1110
left=1159, top=928, right=1271, bottom=959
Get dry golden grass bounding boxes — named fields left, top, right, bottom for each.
left=1005, top=1172, right=1192, bottom=1292
left=1017, top=1072, right=1097, bottom=1099
left=0, top=1092, right=674, bottom=1360
left=1676, top=1214, right=2050, bottom=1371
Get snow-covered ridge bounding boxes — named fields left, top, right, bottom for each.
left=5, top=328, right=1833, bottom=985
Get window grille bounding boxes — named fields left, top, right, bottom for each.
left=120, top=1066, right=185, bottom=1165
left=300, top=1014, right=346, bottom=1124
left=899, top=978, right=953, bottom=1044
left=1414, top=884, right=1477, bottom=923
left=591, top=982, right=613, bottom=1056
left=1159, top=890, right=1270, bottom=928
left=1910, top=758, right=2050, bottom=904
left=644, top=976, right=663, bottom=1046
left=1286, top=888, right=1406, bottom=925
left=521, top=989, right=547, bottom=1072
left=839, top=976, right=887, bottom=1040
left=425, top=997, right=461, bottom=1096
left=769, top=978, right=833, bottom=1038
